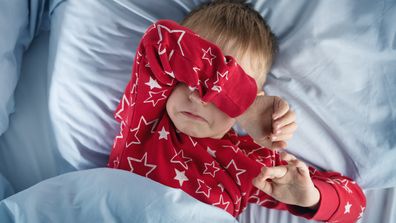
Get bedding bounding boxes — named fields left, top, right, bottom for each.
left=48, top=0, right=396, bottom=188
left=0, top=175, right=13, bottom=201
left=0, top=0, right=395, bottom=222
left=0, top=1, right=29, bottom=135
left=0, top=0, right=49, bottom=135
left=0, top=168, right=238, bottom=223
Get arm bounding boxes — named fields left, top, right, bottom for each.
left=141, top=20, right=257, bottom=118
left=236, top=95, right=297, bottom=150
left=252, top=152, right=366, bottom=222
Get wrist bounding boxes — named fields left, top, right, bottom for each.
left=303, top=187, right=320, bottom=210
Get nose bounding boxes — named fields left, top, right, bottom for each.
left=189, top=91, right=207, bottom=105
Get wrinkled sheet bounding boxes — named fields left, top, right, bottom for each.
left=46, top=0, right=396, bottom=189
left=0, top=0, right=395, bottom=222
left=261, top=0, right=396, bottom=190
left=0, top=168, right=238, bottom=223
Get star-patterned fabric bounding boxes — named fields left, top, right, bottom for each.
left=108, top=20, right=366, bottom=222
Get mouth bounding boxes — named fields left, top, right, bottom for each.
left=181, top=111, right=207, bottom=123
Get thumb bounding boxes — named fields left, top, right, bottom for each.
left=261, top=166, right=288, bottom=179
left=253, top=166, right=287, bottom=194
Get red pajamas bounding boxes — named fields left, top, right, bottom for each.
left=108, top=20, right=366, bottom=222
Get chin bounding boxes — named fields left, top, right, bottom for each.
left=179, top=128, right=207, bottom=138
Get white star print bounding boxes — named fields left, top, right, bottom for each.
left=249, top=190, right=277, bottom=206
left=211, top=71, right=227, bottom=91
left=113, top=121, right=125, bottom=149
left=196, top=179, right=211, bottom=198
left=358, top=206, right=365, bottom=218
left=344, top=201, right=352, bottom=214
left=158, top=126, right=170, bottom=140
left=157, top=24, right=186, bottom=56
left=165, top=70, right=175, bottom=78
left=207, top=146, right=216, bottom=157
left=245, top=147, right=265, bottom=157
left=222, top=145, right=240, bottom=153
left=142, top=24, right=156, bottom=38
left=145, top=77, right=162, bottom=90
left=170, top=148, right=192, bottom=169
left=168, top=50, right=175, bottom=60
left=202, top=47, right=216, bottom=66
left=127, top=152, right=157, bottom=177
left=188, top=136, right=198, bottom=147
left=130, top=74, right=139, bottom=95
left=174, top=169, right=189, bottom=186
left=144, top=90, right=168, bottom=107
left=115, top=95, right=130, bottom=120
left=225, top=159, right=247, bottom=186
left=136, top=51, right=143, bottom=64
left=203, top=79, right=210, bottom=88
left=234, top=196, right=242, bottom=213
left=211, top=85, right=222, bottom=93
left=213, top=70, right=229, bottom=84
left=193, top=66, right=200, bottom=74
left=188, top=86, right=197, bottom=92
left=203, top=161, right=220, bottom=177
left=326, top=178, right=353, bottom=194
left=218, top=183, right=225, bottom=192
left=213, top=195, right=230, bottom=212
left=113, top=156, right=120, bottom=168
left=309, top=167, right=317, bottom=175
left=126, top=116, right=158, bottom=148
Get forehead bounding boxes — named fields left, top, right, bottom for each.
left=222, top=48, right=267, bottom=89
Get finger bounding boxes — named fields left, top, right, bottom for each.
left=272, top=97, right=289, bottom=120
left=271, top=141, right=287, bottom=150
left=289, top=159, right=310, bottom=178
left=274, top=122, right=297, bottom=135
left=261, top=166, right=288, bottom=179
left=271, top=134, right=293, bottom=142
left=273, top=111, right=296, bottom=130
left=280, top=152, right=297, bottom=162
left=252, top=175, right=273, bottom=195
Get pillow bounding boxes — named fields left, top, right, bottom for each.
left=0, top=174, right=14, bottom=200
left=48, top=0, right=207, bottom=169
left=0, top=1, right=30, bottom=135
left=0, top=168, right=238, bottom=223
left=0, top=0, right=49, bottom=135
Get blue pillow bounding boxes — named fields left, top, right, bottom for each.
left=0, top=0, right=48, bottom=135
left=0, top=168, right=237, bottom=223
left=0, top=174, right=14, bottom=200
left=0, top=1, right=28, bottom=135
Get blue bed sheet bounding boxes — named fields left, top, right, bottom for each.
left=0, top=0, right=395, bottom=222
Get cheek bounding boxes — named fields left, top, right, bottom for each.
left=211, top=111, right=235, bottom=131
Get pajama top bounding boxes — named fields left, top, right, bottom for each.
left=108, top=20, right=366, bottom=222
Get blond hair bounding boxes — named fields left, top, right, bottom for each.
left=180, top=0, right=278, bottom=88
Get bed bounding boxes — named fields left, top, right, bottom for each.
left=0, top=0, right=395, bottom=222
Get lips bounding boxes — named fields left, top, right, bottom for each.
left=181, top=111, right=207, bottom=122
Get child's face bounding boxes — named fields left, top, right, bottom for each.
left=166, top=83, right=236, bottom=139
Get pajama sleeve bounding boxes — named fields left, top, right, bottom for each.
left=293, top=167, right=367, bottom=223
left=140, top=20, right=257, bottom=118
left=248, top=149, right=366, bottom=223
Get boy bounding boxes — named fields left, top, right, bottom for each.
left=108, top=1, right=365, bottom=222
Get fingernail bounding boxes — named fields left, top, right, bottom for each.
left=271, top=135, right=277, bottom=140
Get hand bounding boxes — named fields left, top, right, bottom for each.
left=252, top=152, right=320, bottom=209
left=236, top=95, right=297, bottom=150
